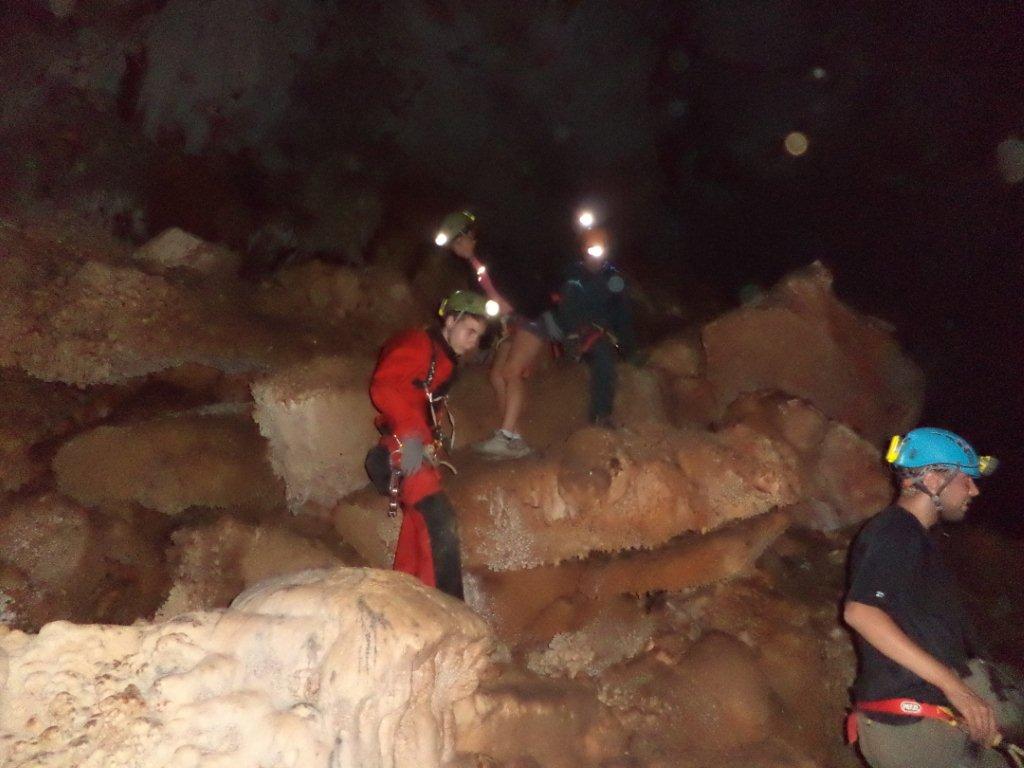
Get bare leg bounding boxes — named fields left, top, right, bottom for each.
left=498, top=329, right=544, bottom=434
left=489, top=337, right=511, bottom=417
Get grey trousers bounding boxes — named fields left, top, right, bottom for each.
left=857, top=660, right=1024, bottom=768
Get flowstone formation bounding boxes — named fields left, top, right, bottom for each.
left=0, top=568, right=494, bottom=768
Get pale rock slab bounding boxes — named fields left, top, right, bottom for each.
left=133, top=228, right=242, bottom=277
left=252, top=355, right=378, bottom=511
left=0, top=568, right=494, bottom=768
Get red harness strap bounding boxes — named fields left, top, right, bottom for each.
left=846, top=699, right=958, bottom=743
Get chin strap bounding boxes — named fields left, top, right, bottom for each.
left=912, top=467, right=958, bottom=513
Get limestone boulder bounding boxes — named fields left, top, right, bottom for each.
left=611, top=363, right=669, bottom=429
left=252, top=355, right=378, bottom=511
left=525, top=601, right=658, bottom=679
left=254, top=262, right=427, bottom=353
left=470, top=510, right=791, bottom=647
left=647, top=334, right=704, bottom=380
left=450, top=423, right=801, bottom=572
left=334, top=422, right=800, bottom=574
left=332, top=483, right=408, bottom=573
left=0, top=494, right=101, bottom=628
left=132, top=227, right=242, bottom=277
left=157, top=516, right=356, bottom=619
left=53, top=413, right=286, bottom=515
left=0, top=568, right=494, bottom=768
left=598, top=632, right=779, bottom=759
left=455, top=669, right=628, bottom=768
left=335, top=423, right=800, bottom=573
left=0, top=219, right=295, bottom=385
left=701, top=261, right=923, bottom=442
left=0, top=368, right=115, bottom=493
left=722, top=391, right=892, bottom=528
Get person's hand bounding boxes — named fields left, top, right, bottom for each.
left=942, top=675, right=1000, bottom=746
left=399, top=437, right=425, bottom=475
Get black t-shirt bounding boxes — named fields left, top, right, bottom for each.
left=845, top=506, right=974, bottom=723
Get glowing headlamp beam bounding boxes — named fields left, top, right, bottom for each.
left=578, top=210, right=595, bottom=228
left=587, top=244, right=605, bottom=259
left=435, top=232, right=449, bottom=246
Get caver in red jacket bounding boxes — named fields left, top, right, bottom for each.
left=370, top=325, right=463, bottom=598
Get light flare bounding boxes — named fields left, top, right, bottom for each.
left=784, top=132, right=809, bottom=157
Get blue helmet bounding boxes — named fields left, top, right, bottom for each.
left=886, top=427, right=998, bottom=478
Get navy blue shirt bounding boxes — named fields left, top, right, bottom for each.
left=554, top=261, right=636, bottom=356
left=846, top=506, right=974, bottom=723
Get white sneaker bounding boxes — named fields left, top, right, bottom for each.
left=474, top=430, right=532, bottom=459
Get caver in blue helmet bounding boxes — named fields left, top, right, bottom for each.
left=886, top=427, right=998, bottom=479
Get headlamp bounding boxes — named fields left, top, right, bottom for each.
left=578, top=210, right=595, bottom=229
left=885, top=435, right=902, bottom=464
left=587, top=244, right=605, bottom=259
left=484, top=299, right=500, bottom=317
left=435, top=232, right=449, bottom=246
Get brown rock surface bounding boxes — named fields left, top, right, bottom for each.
left=701, top=261, right=923, bottom=442
left=0, top=216, right=313, bottom=385
left=0, top=494, right=101, bottom=628
left=723, top=391, right=891, bottom=528
left=253, top=261, right=426, bottom=353
left=602, top=631, right=778, bottom=752
left=646, top=334, right=703, bottom=380
left=455, top=669, right=629, bottom=768
left=331, top=485, right=402, bottom=569
left=53, top=413, right=286, bottom=515
left=471, top=510, right=791, bottom=646
left=0, top=367, right=116, bottom=492
left=334, top=422, right=800, bottom=574
left=453, top=423, right=801, bottom=571
left=157, top=516, right=355, bottom=619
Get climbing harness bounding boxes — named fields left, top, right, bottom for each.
left=846, top=698, right=958, bottom=743
left=412, top=344, right=457, bottom=458
left=846, top=698, right=1024, bottom=767
left=385, top=440, right=403, bottom=517
left=565, top=323, right=619, bottom=361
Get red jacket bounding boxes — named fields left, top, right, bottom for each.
left=370, top=327, right=456, bottom=505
